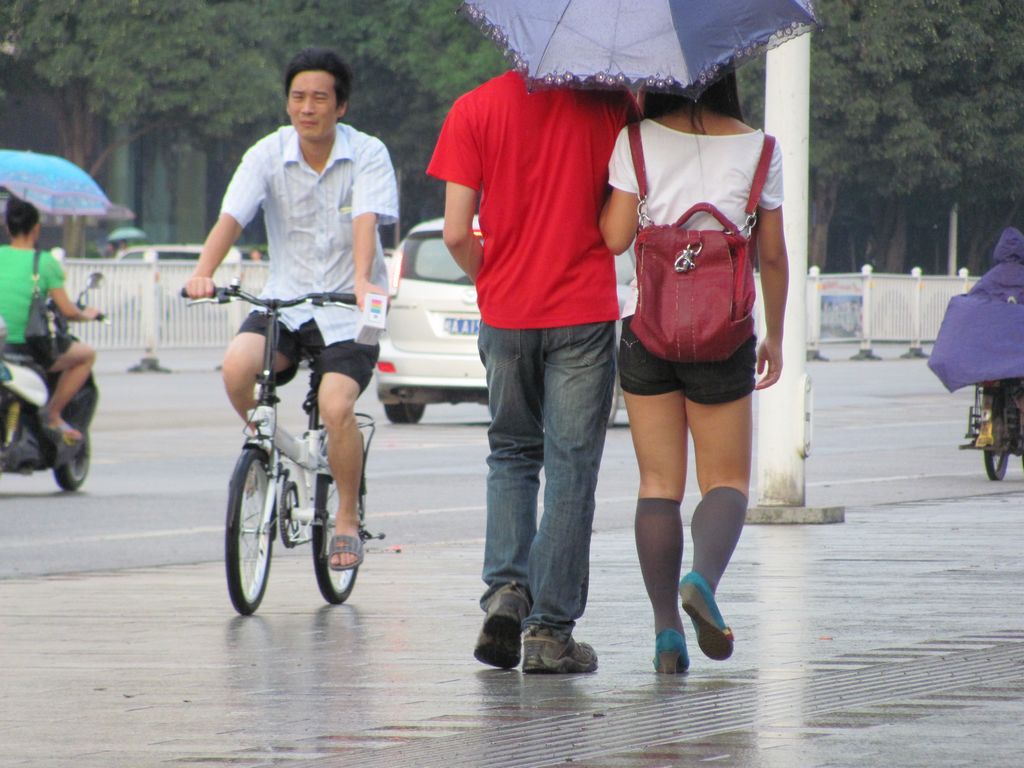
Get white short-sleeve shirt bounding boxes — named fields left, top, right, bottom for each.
left=221, top=123, right=399, bottom=344
left=608, top=119, right=784, bottom=315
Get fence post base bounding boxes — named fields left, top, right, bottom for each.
left=850, top=348, right=882, bottom=361
left=900, top=346, right=928, bottom=359
left=128, top=354, right=172, bottom=374
left=806, top=349, right=828, bottom=362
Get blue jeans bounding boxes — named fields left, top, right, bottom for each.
left=478, top=320, right=615, bottom=639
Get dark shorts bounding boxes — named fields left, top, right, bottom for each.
left=6, top=339, right=71, bottom=371
left=238, top=311, right=379, bottom=393
left=617, top=315, right=756, bottom=405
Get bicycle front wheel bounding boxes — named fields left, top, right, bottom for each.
left=312, top=473, right=358, bottom=604
left=225, top=447, right=274, bottom=615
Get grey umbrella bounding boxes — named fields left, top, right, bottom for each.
left=460, top=0, right=819, bottom=94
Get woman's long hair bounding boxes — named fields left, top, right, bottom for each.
left=643, top=72, right=743, bottom=130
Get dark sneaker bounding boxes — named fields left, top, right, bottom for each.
left=474, top=583, right=530, bottom=669
left=521, top=626, right=598, bottom=674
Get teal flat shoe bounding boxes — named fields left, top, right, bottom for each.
left=679, top=571, right=734, bottom=661
left=653, top=628, right=689, bottom=674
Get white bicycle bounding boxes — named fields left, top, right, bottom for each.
left=186, top=281, right=383, bottom=615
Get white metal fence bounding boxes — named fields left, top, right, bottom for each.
left=59, top=260, right=977, bottom=359
left=62, top=260, right=268, bottom=354
left=805, top=265, right=977, bottom=358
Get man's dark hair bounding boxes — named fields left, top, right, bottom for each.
left=643, top=72, right=743, bottom=128
left=284, top=48, right=352, bottom=106
left=5, top=196, right=40, bottom=237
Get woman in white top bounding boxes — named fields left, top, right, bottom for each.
left=600, top=73, right=789, bottom=674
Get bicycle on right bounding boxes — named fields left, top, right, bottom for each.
left=963, top=378, right=1024, bottom=481
left=184, top=280, right=384, bottom=615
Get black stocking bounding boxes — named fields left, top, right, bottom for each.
left=690, top=486, right=748, bottom=592
left=634, top=497, right=685, bottom=633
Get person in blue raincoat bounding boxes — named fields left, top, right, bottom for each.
left=929, top=227, right=1024, bottom=392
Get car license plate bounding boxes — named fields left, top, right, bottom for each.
left=444, top=317, right=480, bottom=336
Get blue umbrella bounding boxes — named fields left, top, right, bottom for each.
left=459, top=0, right=819, bottom=94
left=0, top=149, right=113, bottom=216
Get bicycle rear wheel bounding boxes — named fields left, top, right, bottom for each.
left=984, top=449, right=1009, bottom=481
left=312, top=472, right=358, bottom=604
left=225, top=447, right=274, bottom=614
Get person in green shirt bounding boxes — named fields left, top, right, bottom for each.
left=0, top=197, right=101, bottom=441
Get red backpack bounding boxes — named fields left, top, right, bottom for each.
left=627, top=123, right=775, bottom=363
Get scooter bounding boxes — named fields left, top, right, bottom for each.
left=0, top=272, right=105, bottom=491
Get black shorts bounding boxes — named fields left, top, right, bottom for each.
left=617, top=315, right=756, bottom=404
left=6, top=339, right=71, bottom=371
left=238, top=311, right=379, bottom=393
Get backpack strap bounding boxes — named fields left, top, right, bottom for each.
left=632, top=125, right=775, bottom=235
left=741, top=134, right=776, bottom=235
left=627, top=123, right=648, bottom=198
left=627, top=123, right=652, bottom=226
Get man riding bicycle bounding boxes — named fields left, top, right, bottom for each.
left=185, top=47, right=398, bottom=572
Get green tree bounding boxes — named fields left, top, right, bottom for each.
left=7, top=2, right=1023, bottom=270
left=1, top=1, right=280, bottom=174
left=809, top=0, right=1024, bottom=273
left=0, top=0, right=281, bottom=253
left=0, top=1, right=507, bottom=247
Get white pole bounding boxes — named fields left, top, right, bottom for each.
left=755, top=35, right=812, bottom=510
left=947, top=202, right=959, bottom=276
left=128, top=250, right=171, bottom=373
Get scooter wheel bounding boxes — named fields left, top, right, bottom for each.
left=54, top=435, right=90, bottom=491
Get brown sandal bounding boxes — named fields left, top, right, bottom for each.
left=328, top=534, right=364, bottom=572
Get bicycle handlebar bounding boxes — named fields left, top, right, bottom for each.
left=180, top=283, right=357, bottom=309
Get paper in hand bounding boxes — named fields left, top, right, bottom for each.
left=355, top=292, right=388, bottom=344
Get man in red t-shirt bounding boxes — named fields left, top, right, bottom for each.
left=428, top=71, right=634, bottom=674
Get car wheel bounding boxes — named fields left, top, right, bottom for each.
left=384, top=403, right=426, bottom=424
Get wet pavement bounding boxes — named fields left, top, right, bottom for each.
left=2, top=491, right=1023, bottom=767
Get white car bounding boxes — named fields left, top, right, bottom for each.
left=115, top=244, right=242, bottom=263
left=376, top=217, right=631, bottom=425
left=377, top=219, right=487, bottom=424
